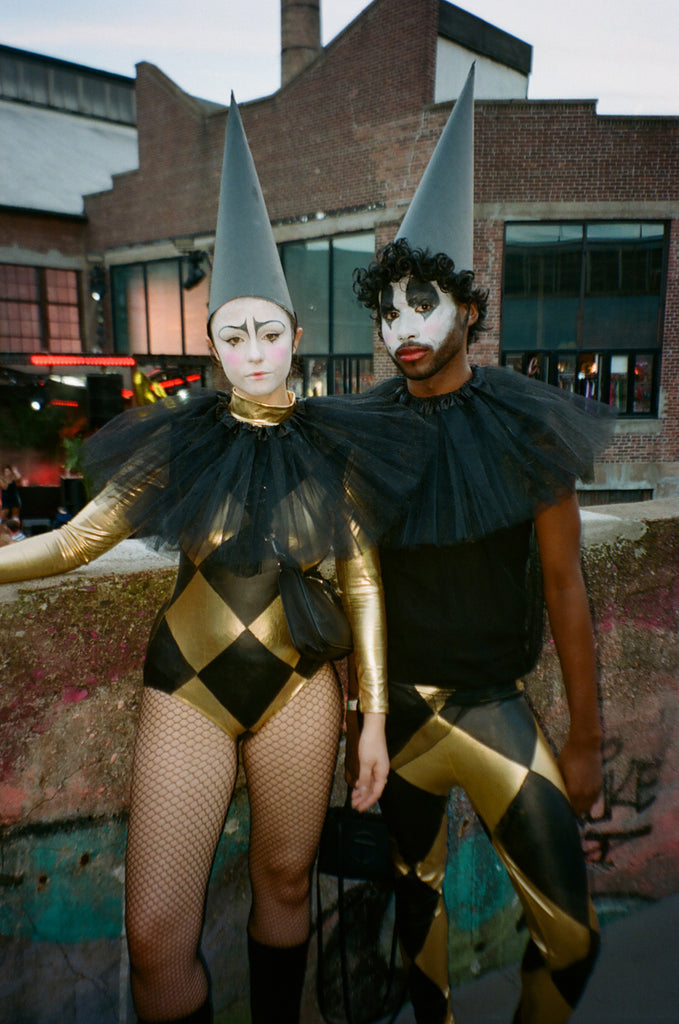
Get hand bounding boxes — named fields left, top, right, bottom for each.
left=558, top=733, right=603, bottom=818
left=351, top=712, right=389, bottom=812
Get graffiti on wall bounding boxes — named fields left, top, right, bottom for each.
left=583, top=736, right=662, bottom=868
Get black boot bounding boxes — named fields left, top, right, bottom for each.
left=248, top=933, right=310, bottom=1024
left=137, top=994, right=212, bottom=1024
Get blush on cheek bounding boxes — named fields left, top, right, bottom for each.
left=419, top=306, right=458, bottom=351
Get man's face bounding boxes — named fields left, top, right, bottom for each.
left=379, top=277, right=470, bottom=381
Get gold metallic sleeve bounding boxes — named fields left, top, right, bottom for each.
left=335, top=535, right=388, bottom=715
left=0, top=485, right=133, bottom=583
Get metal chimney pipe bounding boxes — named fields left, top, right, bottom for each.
left=281, top=0, right=322, bottom=87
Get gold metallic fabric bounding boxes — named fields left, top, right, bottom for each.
left=0, top=485, right=131, bottom=582
left=335, top=540, right=388, bottom=715
left=229, top=387, right=296, bottom=426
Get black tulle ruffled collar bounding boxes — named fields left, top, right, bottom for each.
left=388, top=365, right=482, bottom=414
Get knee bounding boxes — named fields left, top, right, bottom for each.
left=251, top=850, right=311, bottom=911
left=126, top=903, right=197, bottom=977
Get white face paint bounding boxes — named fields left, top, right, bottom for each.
left=380, top=278, right=459, bottom=359
left=379, top=277, right=470, bottom=383
left=210, top=296, right=299, bottom=403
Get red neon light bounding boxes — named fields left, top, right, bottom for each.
left=30, top=355, right=136, bottom=367
left=121, top=389, right=134, bottom=400
left=159, top=373, right=202, bottom=389
left=50, top=399, right=80, bottom=408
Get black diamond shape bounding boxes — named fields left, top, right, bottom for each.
left=381, top=771, right=448, bottom=868
left=198, top=630, right=295, bottom=730
left=385, top=684, right=438, bottom=759
left=144, top=617, right=196, bottom=693
left=453, top=693, right=538, bottom=768
left=495, top=771, right=591, bottom=926
left=393, top=872, right=441, bottom=961
left=175, top=552, right=198, bottom=593
left=197, top=557, right=279, bottom=627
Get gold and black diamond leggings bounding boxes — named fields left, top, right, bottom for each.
left=379, top=684, right=600, bottom=1024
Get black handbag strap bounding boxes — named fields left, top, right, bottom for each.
left=316, top=790, right=405, bottom=1024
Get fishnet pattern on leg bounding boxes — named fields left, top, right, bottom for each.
left=125, top=687, right=238, bottom=1022
left=243, top=663, right=343, bottom=947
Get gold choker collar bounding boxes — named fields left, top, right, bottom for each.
left=229, top=388, right=297, bottom=426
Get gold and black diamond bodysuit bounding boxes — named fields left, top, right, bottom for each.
left=0, top=387, right=424, bottom=730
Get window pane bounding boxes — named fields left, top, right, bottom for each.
left=331, top=355, right=374, bottom=394
left=505, top=224, right=583, bottom=245
left=45, top=268, right=78, bottom=305
left=112, top=265, right=147, bottom=355
left=51, top=69, right=80, bottom=112
left=182, top=274, right=210, bottom=356
left=503, top=224, right=581, bottom=351
left=24, top=63, right=48, bottom=104
left=609, top=354, right=630, bottom=411
left=282, top=241, right=330, bottom=354
left=304, top=357, right=328, bottom=396
left=147, top=262, right=182, bottom=355
left=331, top=234, right=375, bottom=354
left=582, top=294, right=660, bottom=350
left=576, top=353, right=600, bottom=400
left=633, top=354, right=654, bottom=414
left=47, top=299, right=81, bottom=353
left=0, top=264, right=38, bottom=300
left=0, top=264, right=42, bottom=352
left=502, top=294, right=579, bottom=350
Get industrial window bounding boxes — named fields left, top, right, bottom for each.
left=280, top=232, right=375, bottom=394
left=0, top=50, right=136, bottom=124
left=0, top=264, right=82, bottom=354
left=111, top=256, right=210, bottom=358
left=501, top=222, right=666, bottom=416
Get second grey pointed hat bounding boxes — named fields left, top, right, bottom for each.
left=208, top=95, right=294, bottom=323
left=396, top=63, right=475, bottom=271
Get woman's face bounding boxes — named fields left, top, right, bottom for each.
left=209, top=297, right=301, bottom=404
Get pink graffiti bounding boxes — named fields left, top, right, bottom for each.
left=62, top=686, right=89, bottom=704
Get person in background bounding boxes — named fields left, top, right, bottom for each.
left=1, top=464, right=22, bottom=522
left=5, top=518, right=26, bottom=542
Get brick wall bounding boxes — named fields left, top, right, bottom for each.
left=9, top=0, right=679, bottom=466
left=0, top=208, right=86, bottom=258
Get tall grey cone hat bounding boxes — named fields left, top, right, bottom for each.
left=395, top=63, right=475, bottom=271
left=208, top=94, right=293, bottom=323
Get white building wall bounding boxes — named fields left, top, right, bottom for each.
left=435, top=38, right=528, bottom=102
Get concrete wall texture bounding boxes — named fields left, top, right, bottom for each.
left=0, top=499, right=678, bottom=1022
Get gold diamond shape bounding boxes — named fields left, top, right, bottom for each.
left=164, top=570, right=246, bottom=672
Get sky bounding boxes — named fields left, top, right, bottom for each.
left=3, top=0, right=679, bottom=116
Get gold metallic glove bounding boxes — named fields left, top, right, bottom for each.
left=335, top=536, right=388, bottom=715
left=0, top=484, right=132, bottom=583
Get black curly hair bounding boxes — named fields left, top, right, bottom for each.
left=353, top=237, right=488, bottom=346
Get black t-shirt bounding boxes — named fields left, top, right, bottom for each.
left=380, top=521, right=532, bottom=693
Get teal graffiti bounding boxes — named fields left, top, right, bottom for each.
left=0, top=788, right=251, bottom=944
left=444, top=830, right=514, bottom=931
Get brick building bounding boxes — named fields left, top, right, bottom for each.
left=2, top=0, right=678, bottom=499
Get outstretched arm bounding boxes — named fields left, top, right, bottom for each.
left=0, top=484, right=132, bottom=583
left=335, top=539, right=390, bottom=812
left=534, top=492, right=603, bottom=816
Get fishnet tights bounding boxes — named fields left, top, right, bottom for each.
left=125, top=665, right=342, bottom=1022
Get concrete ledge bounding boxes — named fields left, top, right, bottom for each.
left=1, top=503, right=678, bottom=1021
